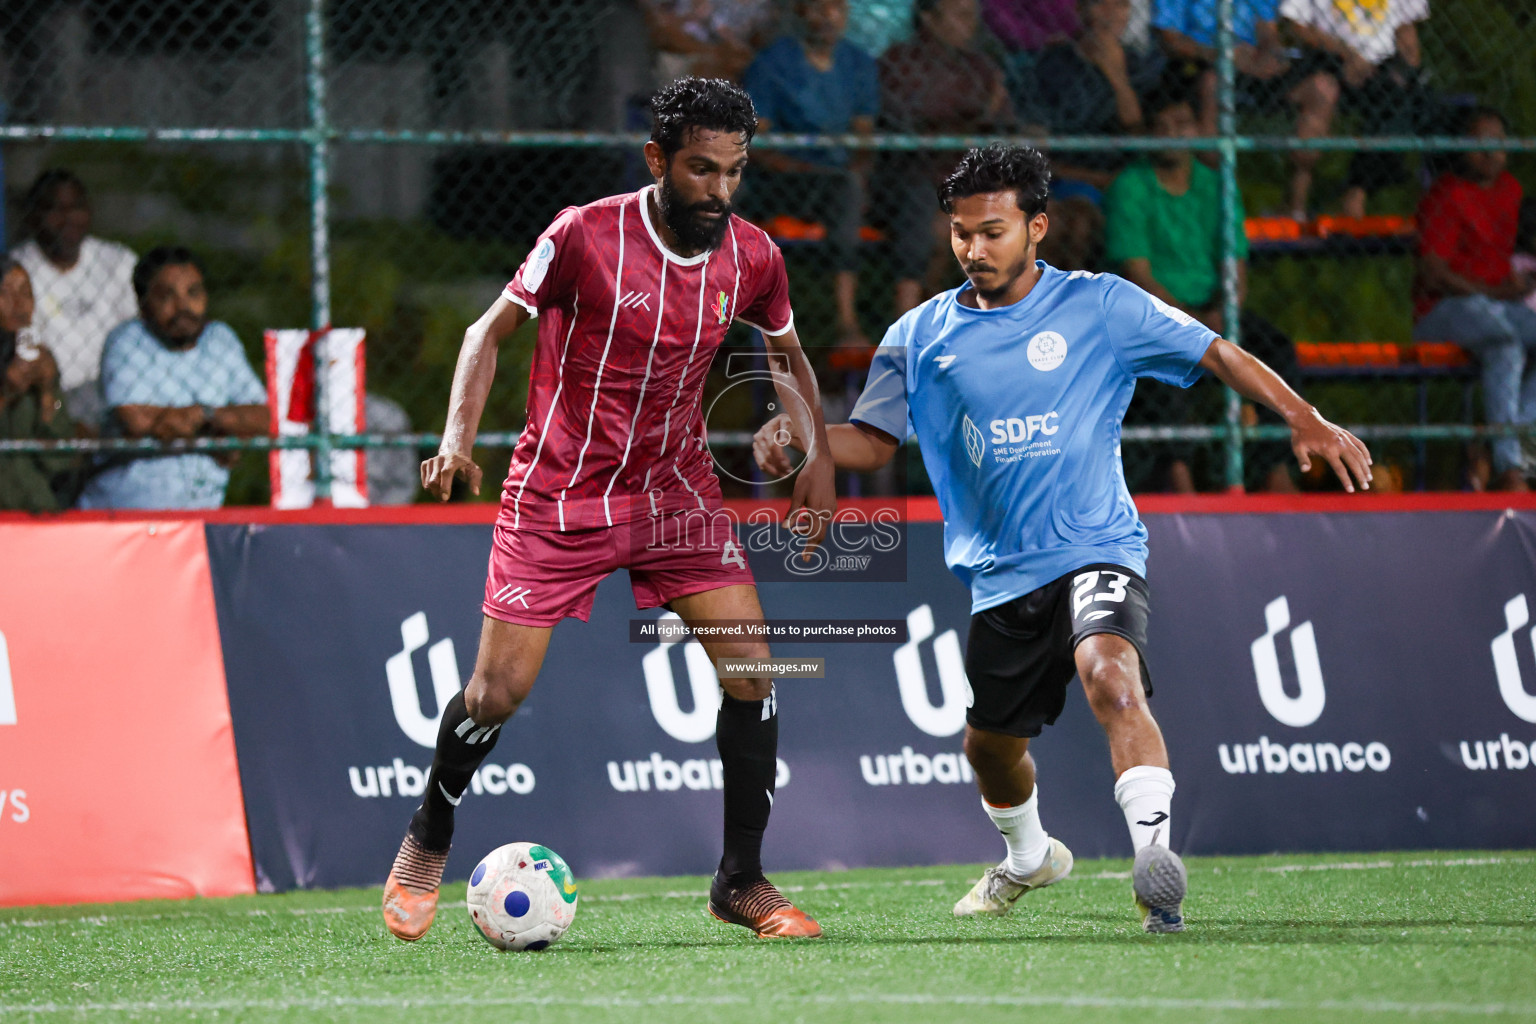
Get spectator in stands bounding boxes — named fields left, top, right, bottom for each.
left=76, top=247, right=268, bottom=510
left=983, top=0, right=1079, bottom=54
left=10, top=169, right=138, bottom=430
left=364, top=393, right=419, bottom=505
left=641, top=0, right=780, bottom=83
left=879, top=0, right=1015, bottom=315
left=1412, top=108, right=1535, bottom=493
left=1153, top=0, right=1338, bottom=221
left=744, top=0, right=880, bottom=345
left=0, top=259, right=79, bottom=511
left=847, top=0, right=916, bottom=58
left=1105, top=86, right=1299, bottom=492
left=1024, top=0, right=1165, bottom=270
left=1279, top=0, right=1429, bottom=218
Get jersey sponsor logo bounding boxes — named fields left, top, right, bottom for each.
left=988, top=413, right=1059, bottom=445
left=522, top=237, right=556, bottom=293
left=384, top=612, right=463, bottom=747
left=1219, top=596, right=1392, bottom=776
left=0, top=628, right=15, bottom=726
left=962, top=414, right=985, bottom=467
left=893, top=604, right=970, bottom=737
left=618, top=290, right=653, bottom=311
left=1026, top=331, right=1068, bottom=371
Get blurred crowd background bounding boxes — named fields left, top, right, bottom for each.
left=2, top=0, right=1534, bottom=509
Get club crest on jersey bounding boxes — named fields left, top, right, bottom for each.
left=523, top=237, right=556, bottom=293
left=1027, top=331, right=1067, bottom=372
left=962, top=414, right=985, bottom=467
left=712, top=290, right=730, bottom=325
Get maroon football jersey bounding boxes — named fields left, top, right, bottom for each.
left=499, top=185, right=793, bottom=531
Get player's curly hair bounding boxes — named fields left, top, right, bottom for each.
left=650, top=77, right=758, bottom=158
left=937, top=144, right=1052, bottom=218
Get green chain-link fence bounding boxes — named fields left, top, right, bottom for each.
left=2, top=0, right=1535, bottom=508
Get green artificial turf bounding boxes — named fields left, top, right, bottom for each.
left=2, top=851, right=1534, bottom=1023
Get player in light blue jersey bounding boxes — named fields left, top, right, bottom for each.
left=754, top=145, right=1371, bottom=932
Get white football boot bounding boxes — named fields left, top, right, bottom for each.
left=953, top=837, right=1074, bottom=917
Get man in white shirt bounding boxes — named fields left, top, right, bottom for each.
left=10, top=169, right=139, bottom=427
left=1280, top=0, right=1431, bottom=217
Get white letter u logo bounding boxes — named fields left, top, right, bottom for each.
left=894, top=605, right=970, bottom=737
left=642, top=613, right=720, bottom=743
left=1250, top=597, right=1325, bottom=728
left=1491, top=595, right=1536, bottom=724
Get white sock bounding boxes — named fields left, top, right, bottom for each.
left=982, top=791, right=1051, bottom=877
left=1114, top=765, right=1176, bottom=852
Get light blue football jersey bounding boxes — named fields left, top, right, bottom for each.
left=850, top=262, right=1216, bottom=612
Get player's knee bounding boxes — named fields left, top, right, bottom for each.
left=720, top=676, right=772, bottom=702
left=1080, top=660, right=1143, bottom=719
left=963, top=726, right=1023, bottom=772
left=715, top=644, right=772, bottom=702
left=465, top=669, right=531, bottom=724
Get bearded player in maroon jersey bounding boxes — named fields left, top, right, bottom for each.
left=381, top=78, right=836, bottom=941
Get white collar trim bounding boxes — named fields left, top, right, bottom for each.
left=638, top=185, right=713, bottom=266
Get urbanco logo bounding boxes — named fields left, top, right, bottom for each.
left=1490, top=595, right=1536, bottom=724
left=384, top=612, right=462, bottom=747
left=351, top=613, right=534, bottom=800
left=641, top=612, right=721, bottom=743
left=893, top=605, right=971, bottom=738
left=1250, top=596, right=1325, bottom=728
left=1219, top=597, right=1391, bottom=775
left=1451, top=595, right=1536, bottom=771
left=0, top=628, right=15, bottom=726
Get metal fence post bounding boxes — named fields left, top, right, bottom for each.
left=1216, top=0, right=1245, bottom=492
left=306, top=0, right=333, bottom=501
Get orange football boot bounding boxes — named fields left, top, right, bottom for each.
left=381, top=834, right=450, bottom=941
left=707, top=872, right=822, bottom=939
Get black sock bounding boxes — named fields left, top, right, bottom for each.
left=716, top=686, right=778, bottom=884
left=407, top=691, right=504, bottom=852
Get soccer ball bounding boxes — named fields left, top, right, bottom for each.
left=465, top=842, right=579, bottom=951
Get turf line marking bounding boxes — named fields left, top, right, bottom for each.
left=2, top=993, right=1530, bottom=1016
left=1261, top=857, right=1532, bottom=875
left=1, top=854, right=1528, bottom=925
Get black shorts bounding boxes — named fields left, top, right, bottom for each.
left=964, top=563, right=1152, bottom=738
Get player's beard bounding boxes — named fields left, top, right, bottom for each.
left=658, top=173, right=732, bottom=254
left=966, top=249, right=1034, bottom=303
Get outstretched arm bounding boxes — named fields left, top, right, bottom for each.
left=754, top=415, right=898, bottom=476
left=1198, top=337, right=1373, bottom=492
left=421, top=296, right=529, bottom=501
left=761, top=324, right=837, bottom=558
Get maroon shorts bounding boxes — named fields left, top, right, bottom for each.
left=482, top=509, right=755, bottom=627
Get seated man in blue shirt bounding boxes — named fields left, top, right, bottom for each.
left=743, top=0, right=879, bottom=345
left=78, top=246, right=267, bottom=509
